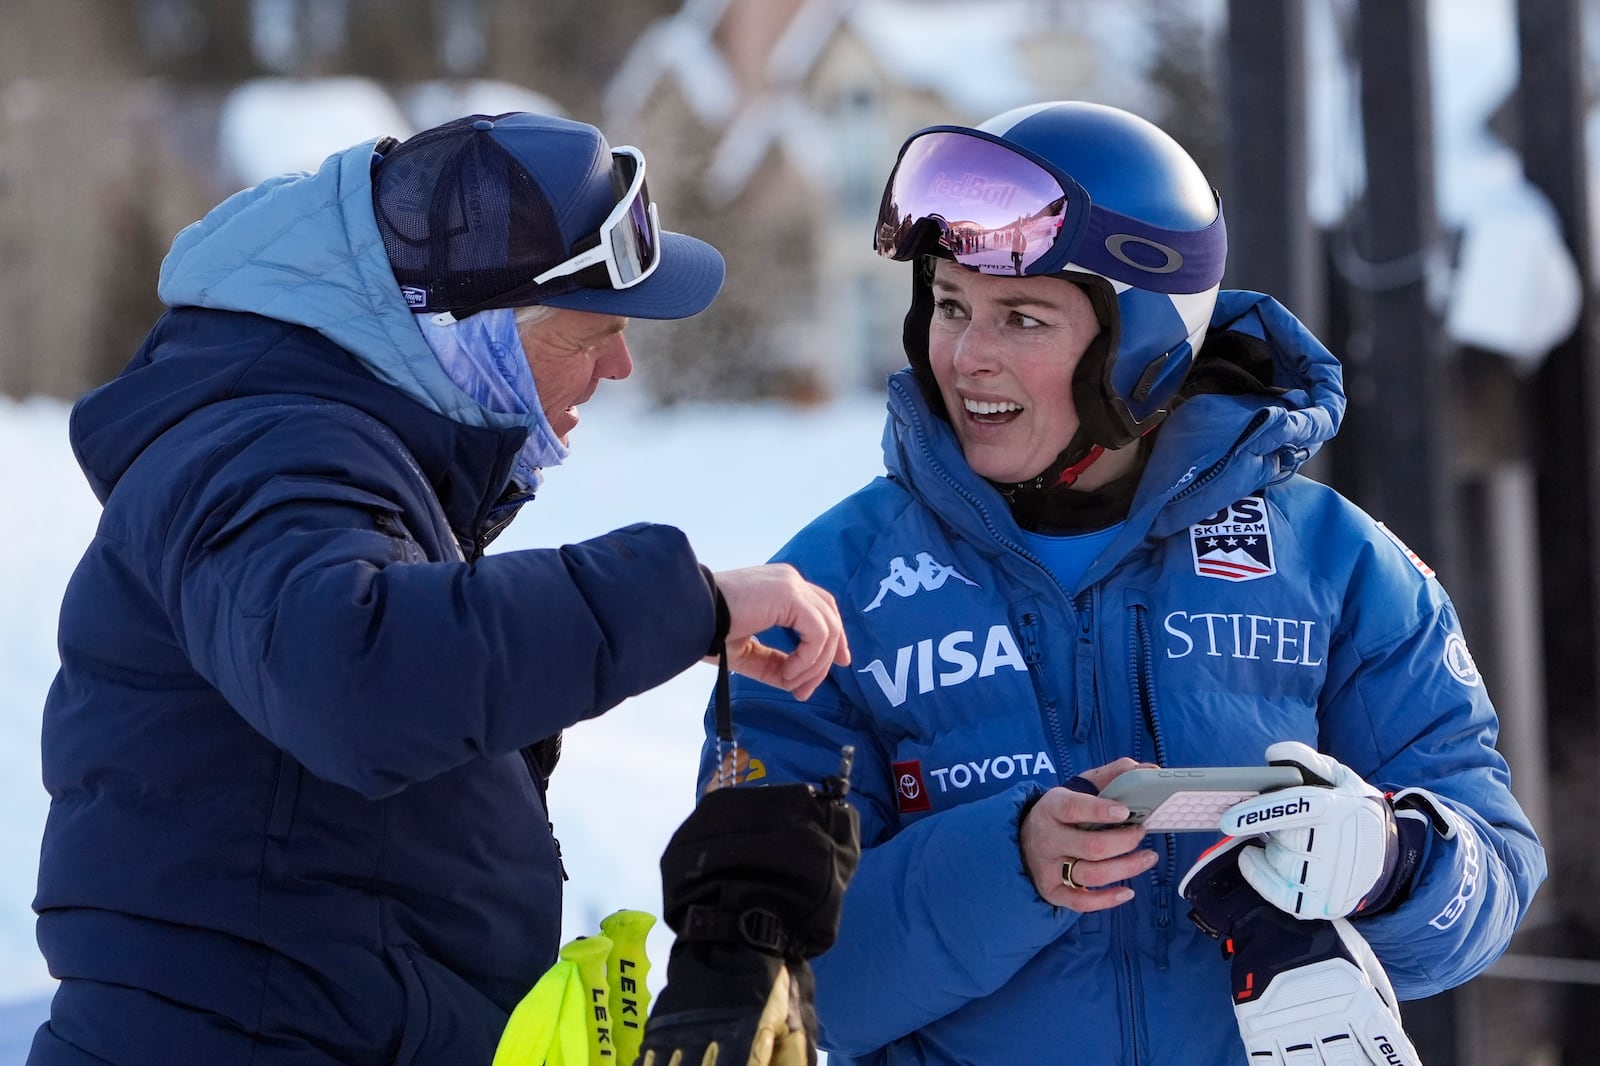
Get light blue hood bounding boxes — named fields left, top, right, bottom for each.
left=157, top=139, right=530, bottom=435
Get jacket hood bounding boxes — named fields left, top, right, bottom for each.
left=68, top=309, right=525, bottom=548
left=156, top=138, right=531, bottom=437
left=881, top=290, right=1346, bottom=584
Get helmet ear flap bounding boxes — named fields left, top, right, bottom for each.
left=1072, top=330, right=1130, bottom=449
left=1064, top=274, right=1149, bottom=451
left=902, top=256, right=944, bottom=417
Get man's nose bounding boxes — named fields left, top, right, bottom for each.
left=598, top=333, right=633, bottom=381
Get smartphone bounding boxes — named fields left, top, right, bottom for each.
left=1079, top=765, right=1306, bottom=831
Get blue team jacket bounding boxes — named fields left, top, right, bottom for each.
left=32, top=140, right=715, bottom=1065
left=708, top=293, right=1545, bottom=1065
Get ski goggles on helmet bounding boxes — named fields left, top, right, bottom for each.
left=874, top=128, right=1089, bottom=276
left=874, top=127, right=1226, bottom=294
left=532, top=145, right=661, bottom=291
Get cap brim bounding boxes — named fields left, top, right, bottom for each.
left=537, top=232, right=725, bottom=320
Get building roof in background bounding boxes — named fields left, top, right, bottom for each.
left=221, top=77, right=565, bottom=187
left=602, top=0, right=1175, bottom=204
left=601, top=0, right=740, bottom=128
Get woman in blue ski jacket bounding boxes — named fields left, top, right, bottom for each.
left=30, top=112, right=849, bottom=1066
left=702, top=101, right=1545, bottom=1065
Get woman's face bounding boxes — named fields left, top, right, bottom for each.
left=927, top=260, right=1102, bottom=483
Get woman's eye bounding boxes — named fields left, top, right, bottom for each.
left=1010, top=311, right=1043, bottom=328
left=934, top=298, right=968, bottom=321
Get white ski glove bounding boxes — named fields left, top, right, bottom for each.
left=1221, top=742, right=1420, bottom=919
left=1180, top=836, right=1424, bottom=1065
left=1233, top=918, right=1423, bottom=1065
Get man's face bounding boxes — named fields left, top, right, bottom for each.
left=517, top=309, right=633, bottom=444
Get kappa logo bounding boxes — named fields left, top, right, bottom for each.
left=864, top=552, right=979, bottom=612
left=1190, top=495, right=1276, bottom=582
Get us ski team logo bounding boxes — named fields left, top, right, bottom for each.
left=1190, top=495, right=1276, bottom=582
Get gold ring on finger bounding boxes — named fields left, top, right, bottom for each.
left=1061, top=858, right=1086, bottom=891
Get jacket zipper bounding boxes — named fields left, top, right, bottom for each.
left=898, top=388, right=1083, bottom=784
left=1017, top=612, right=1072, bottom=781
left=1071, top=590, right=1097, bottom=747
left=1167, top=410, right=1273, bottom=507
left=1131, top=605, right=1177, bottom=972
left=899, top=383, right=1159, bottom=1058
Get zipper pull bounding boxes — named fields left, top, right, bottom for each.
left=549, top=822, right=569, bottom=882
left=1071, top=592, right=1095, bottom=743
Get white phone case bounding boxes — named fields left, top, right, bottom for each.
left=1084, top=766, right=1306, bottom=831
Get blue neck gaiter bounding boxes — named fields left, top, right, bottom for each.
left=414, top=309, right=569, bottom=492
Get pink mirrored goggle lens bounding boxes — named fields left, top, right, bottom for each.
left=875, top=131, right=1074, bottom=276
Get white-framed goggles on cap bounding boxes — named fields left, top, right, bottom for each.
left=874, top=127, right=1225, bottom=295
left=533, top=145, right=661, bottom=291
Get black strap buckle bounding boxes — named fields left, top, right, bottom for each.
left=682, top=904, right=789, bottom=956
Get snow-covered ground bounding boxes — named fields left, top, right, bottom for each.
left=0, top=385, right=890, bottom=1059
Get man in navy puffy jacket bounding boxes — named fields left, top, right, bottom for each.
left=29, top=112, right=848, bottom=1065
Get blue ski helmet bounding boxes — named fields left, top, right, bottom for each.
left=875, top=100, right=1227, bottom=450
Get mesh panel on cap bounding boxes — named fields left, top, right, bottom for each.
left=373, top=116, right=576, bottom=313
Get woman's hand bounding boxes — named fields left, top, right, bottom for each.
left=1020, top=758, right=1160, bottom=911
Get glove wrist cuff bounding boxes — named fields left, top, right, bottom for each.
left=1357, top=802, right=1431, bottom=916
left=681, top=903, right=793, bottom=958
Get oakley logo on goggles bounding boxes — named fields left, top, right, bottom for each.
left=534, top=144, right=660, bottom=290
left=874, top=127, right=1225, bottom=294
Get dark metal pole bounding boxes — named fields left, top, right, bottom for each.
left=1350, top=0, right=1457, bottom=573
left=1516, top=0, right=1600, bottom=1056
left=1351, top=1, right=1459, bottom=1055
left=1223, top=0, right=1320, bottom=332
left=1516, top=0, right=1599, bottom=797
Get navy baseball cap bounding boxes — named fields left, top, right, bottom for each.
left=372, top=112, right=725, bottom=320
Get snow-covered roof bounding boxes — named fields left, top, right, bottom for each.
left=220, top=77, right=411, bottom=186
left=603, top=0, right=1198, bottom=207
left=704, top=91, right=836, bottom=201
left=844, top=0, right=1051, bottom=117
left=766, top=0, right=852, bottom=86
left=602, top=6, right=740, bottom=128
left=220, top=76, right=568, bottom=190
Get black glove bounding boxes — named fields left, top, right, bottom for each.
left=638, top=769, right=860, bottom=1066
left=1179, top=836, right=1423, bottom=1065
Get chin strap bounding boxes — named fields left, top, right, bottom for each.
left=995, top=432, right=1103, bottom=498
left=1052, top=445, right=1105, bottom=488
